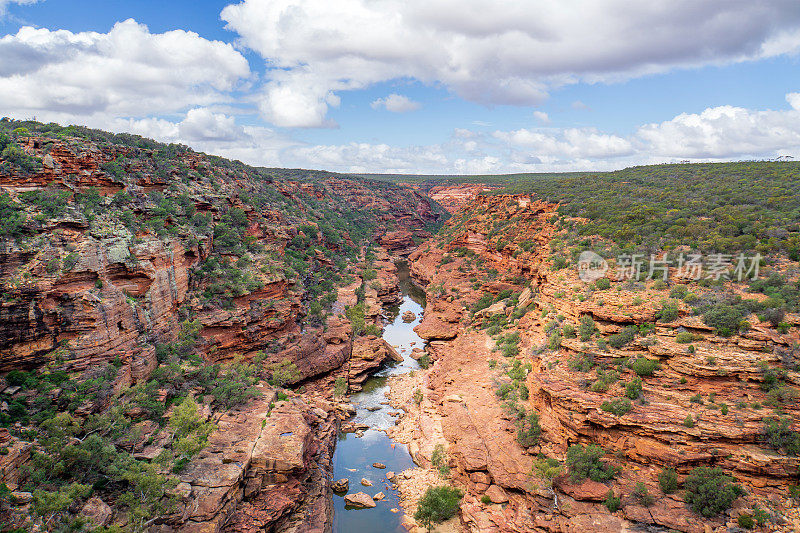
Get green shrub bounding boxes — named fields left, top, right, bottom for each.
left=516, top=412, right=541, bottom=447
left=625, top=377, right=643, bottom=400
left=548, top=331, right=562, bottom=350
left=609, top=326, right=638, bottom=348
left=566, top=444, right=620, bottom=483
left=669, top=285, right=689, bottom=299
left=632, top=482, right=654, bottom=506
left=737, top=514, right=755, bottom=530
left=595, top=278, right=611, bottom=290
left=601, top=398, right=632, bottom=416
left=631, top=357, right=659, bottom=376
left=658, top=468, right=679, bottom=494
left=603, top=490, right=621, bottom=512
left=414, top=486, right=463, bottom=530
left=675, top=331, right=700, bottom=344
left=431, top=444, right=450, bottom=478
left=578, top=315, right=596, bottom=341
left=268, top=359, right=300, bottom=388
left=568, top=353, right=594, bottom=372
left=703, top=304, right=746, bottom=337
left=683, top=467, right=744, bottom=517
left=762, top=417, right=800, bottom=455
left=413, top=388, right=423, bottom=405
left=418, top=354, right=431, bottom=369
left=684, top=415, right=694, bottom=428
left=334, top=376, right=348, bottom=397
left=562, top=324, right=576, bottom=338
left=480, top=494, right=492, bottom=505
left=657, top=300, right=680, bottom=322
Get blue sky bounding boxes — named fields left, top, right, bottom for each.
left=1, top=0, right=800, bottom=173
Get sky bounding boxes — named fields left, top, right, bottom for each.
left=1, top=0, right=800, bottom=174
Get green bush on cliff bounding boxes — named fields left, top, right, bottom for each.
left=608, top=326, right=638, bottom=348
left=658, top=468, right=679, bottom=494
left=414, top=485, right=463, bottom=531
left=683, top=467, right=744, bottom=517
left=630, top=357, right=659, bottom=377
left=762, top=417, right=800, bottom=455
left=566, top=444, right=620, bottom=483
left=578, top=315, right=596, bottom=341
left=516, top=411, right=541, bottom=447
left=0, top=193, right=26, bottom=238
left=600, top=398, right=632, bottom=416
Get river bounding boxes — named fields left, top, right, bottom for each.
left=331, top=261, right=427, bottom=533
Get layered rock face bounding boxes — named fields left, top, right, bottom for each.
left=394, top=193, right=800, bottom=532
left=0, top=124, right=445, bottom=532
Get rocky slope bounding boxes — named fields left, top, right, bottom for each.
left=0, top=120, right=446, bottom=532
left=389, top=193, right=800, bottom=532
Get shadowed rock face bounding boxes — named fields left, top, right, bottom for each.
left=394, top=193, right=800, bottom=533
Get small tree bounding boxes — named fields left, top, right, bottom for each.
left=533, top=457, right=564, bottom=509
left=566, top=444, right=620, bottom=483
left=578, top=315, right=596, bottom=341
left=683, top=467, right=744, bottom=517
left=268, top=359, right=300, bottom=388
left=414, top=486, right=463, bottom=532
left=658, top=468, right=679, bottom=494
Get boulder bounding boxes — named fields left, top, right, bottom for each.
left=344, top=492, right=377, bottom=509
left=372, top=462, right=386, bottom=469
left=332, top=478, right=349, bottom=492
left=373, top=492, right=386, bottom=501
left=80, top=496, right=112, bottom=527
left=360, top=478, right=373, bottom=486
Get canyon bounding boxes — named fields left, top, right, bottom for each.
left=0, top=122, right=798, bottom=533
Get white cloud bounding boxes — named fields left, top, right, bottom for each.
left=532, top=111, right=550, bottom=124
left=371, top=94, right=421, bottom=113
left=0, top=0, right=38, bottom=16
left=0, top=19, right=250, bottom=122
left=571, top=100, right=590, bottom=110
left=222, top=0, right=800, bottom=127
left=494, top=127, right=634, bottom=159
left=636, top=101, right=800, bottom=159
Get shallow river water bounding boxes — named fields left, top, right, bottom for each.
left=331, top=262, right=426, bottom=533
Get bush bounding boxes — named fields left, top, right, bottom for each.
left=608, top=326, right=638, bottom=348
left=703, top=304, right=746, bottom=337
left=737, top=514, right=755, bottom=530
left=548, top=331, right=562, bottom=350
left=268, top=359, right=300, bottom=388
left=631, top=357, right=659, bottom=376
left=578, top=315, right=596, bottom=341
left=566, top=444, right=620, bottom=483
left=658, top=468, right=679, bottom=494
left=625, top=377, right=643, bottom=400
left=604, top=490, right=621, bottom=512
left=675, top=331, right=700, bottom=344
left=601, top=398, right=632, bottom=416
left=414, top=486, right=463, bottom=531
left=683, top=467, right=744, bottom=517
left=413, top=388, right=423, bottom=405
left=632, top=482, right=654, bottom=506
left=684, top=415, right=695, bottom=428
left=562, top=324, right=576, bottom=338
left=431, top=444, right=450, bottom=478
left=669, top=285, right=689, bottom=299
left=418, top=354, right=431, bottom=369
left=762, top=417, right=800, bottom=455
left=480, top=494, right=492, bottom=505
left=595, top=278, right=611, bottom=290
left=334, top=376, right=347, bottom=397
left=516, top=412, right=541, bottom=447
left=657, top=300, right=680, bottom=322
